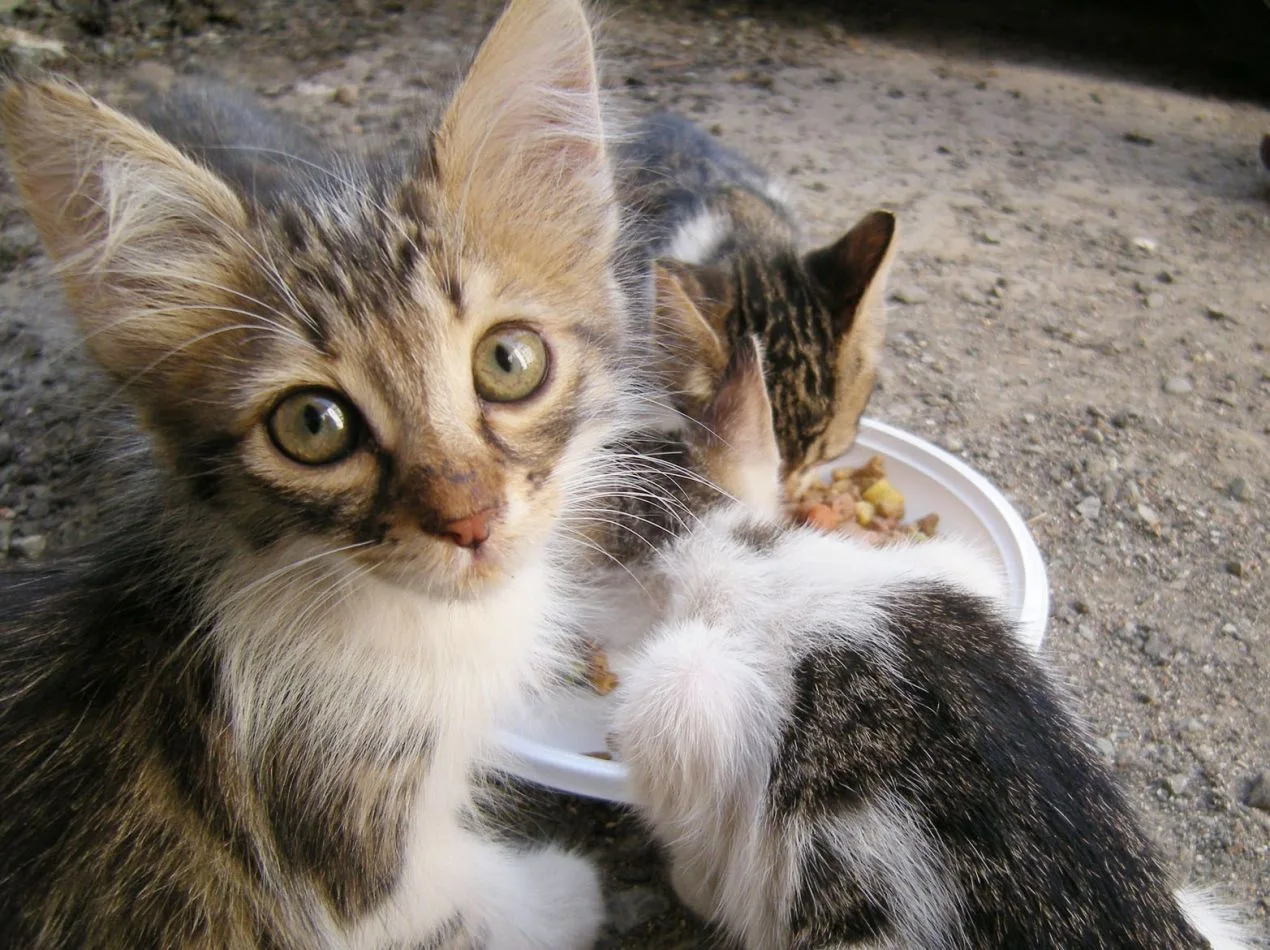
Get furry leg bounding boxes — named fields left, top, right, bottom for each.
left=612, top=618, right=785, bottom=926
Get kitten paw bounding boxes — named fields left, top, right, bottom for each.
left=484, top=846, right=603, bottom=950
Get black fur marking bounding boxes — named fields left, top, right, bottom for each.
left=771, top=584, right=1211, bottom=948
left=184, top=433, right=242, bottom=502
left=729, top=517, right=783, bottom=554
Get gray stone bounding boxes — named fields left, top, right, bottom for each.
left=0, top=26, right=66, bottom=65
left=1094, top=737, right=1116, bottom=761
left=1164, top=772, right=1191, bottom=797
left=9, top=533, right=46, bottom=559
left=1247, top=772, right=1270, bottom=811
left=1133, top=681, right=1159, bottom=704
left=1227, top=477, right=1253, bottom=503
left=608, top=886, right=672, bottom=934
left=1225, top=560, right=1245, bottom=579
left=944, top=436, right=965, bottom=453
left=1142, top=632, right=1171, bottom=663
left=1163, top=376, right=1193, bottom=395
left=1136, top=503, right=1161, bottom=527
left=1076, top=495, right=1102, bottom=520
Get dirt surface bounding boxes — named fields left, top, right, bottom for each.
left=0, top=0, right=1267, bottom=945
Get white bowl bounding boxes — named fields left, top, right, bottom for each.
left=494, top=417, right=1050, bottom=804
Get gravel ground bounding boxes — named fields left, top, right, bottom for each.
left=0, top=1, right=1266, bottom=946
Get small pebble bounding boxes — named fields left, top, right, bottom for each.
left=1227, top=477, right=1253, bottom=503
left=1124, top=131, right=1155, bottom=146
left=331, top=85, right=359, bottom=106
left=0, top=431, right=13, bottom=465
left=977, top=230, right=1003, bottom=245
left=944, top=436, right=965, bottom=453
left=1076, top=496, right=1102, bottom=520
left=1224, top=559, right=1245, bottom=579
left=1094, top=737, right=1116, bottom=761
left=890, top=286, right=931, bottom=305
left=9, top=533, right=46, bottom=559
left=1205, top=304, right=1234, bottom=323
left=1134, top=681, right=1159, bottom=704
left=1142, top=293, right=1164, bottom=310
left=1136, top=503, right=1161, bottom=527
left=1132, top=236, right=1158, bottom=253
left=1163, top=376, right=1193, bottom=395
left=1247, top=772, right=1270, bottom=811
left=1164, top=773, right=1191, bottom=797
left=1178, top=717, right=1204, bottom=736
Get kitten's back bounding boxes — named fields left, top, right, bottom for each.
left=619, top=111, right=797, bottom=265
left=134, top=76, right=339, bottom=203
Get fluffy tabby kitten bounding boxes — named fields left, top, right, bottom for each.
left=0, top=0, right=634, bottom=946
left=619, top=111, right=897, bottom=490
left=595, top=297, right=1248, bottom=948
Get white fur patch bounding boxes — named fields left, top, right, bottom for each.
left=803, top=798, right=966, bottom=950
left=1176, top=889, right=1252, bottom=950
left=665, top=209, right=726, bottom=265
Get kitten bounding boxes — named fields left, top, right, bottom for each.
left=0, top=0, right=635, bottom=946
left=596, top=292, right=1249, bottom=948
left=618, top=111, right=897, bottom=490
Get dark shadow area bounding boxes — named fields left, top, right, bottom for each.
left=650, top=0, right=1270, bottom=104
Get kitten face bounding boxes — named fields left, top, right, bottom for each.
left=2, top=0, right=627, bottom=598
left=655, top=211, right=897, bottom=494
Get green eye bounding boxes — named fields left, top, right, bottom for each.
left=473, top=326, right=549, bottom=403
left=267, top=389, right=360, bottom=465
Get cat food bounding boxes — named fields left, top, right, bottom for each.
left=790, top=455, right=940, bottom=544
left=568, top=640, right=620, bottom=696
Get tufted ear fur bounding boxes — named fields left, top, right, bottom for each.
left=435, top=0, right=617, bottom=270
left=696, top=336, right=782, bottom=519
left=0, top=78, right=252, bottom=389
left=802, top=209, right=898, bottom=465
left=650, top=261, right=728, bottom=407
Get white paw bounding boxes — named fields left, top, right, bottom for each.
left=485, top=847, right=603, bottom=950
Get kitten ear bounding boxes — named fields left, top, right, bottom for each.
left=698, top=336, right=783, bottom=518
left=435, top=0, right=616, bottom=256
left=801, top=209, right=898, bottom=464
left=651, top=261, right=728, bottom=404
left=0, top=79, right=250, bottom=385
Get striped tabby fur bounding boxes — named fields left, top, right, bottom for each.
left=0, top=0, right=639, bottom=946
left=619, top=111, right=897, bottom=491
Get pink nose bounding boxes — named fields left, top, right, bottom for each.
left=441, top=508, right=497, bottom=549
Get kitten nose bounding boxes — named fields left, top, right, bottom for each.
left=441, top=508, right=497, bottom=549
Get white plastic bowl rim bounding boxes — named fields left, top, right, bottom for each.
left=495, top=417, right=1050, bottom=805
